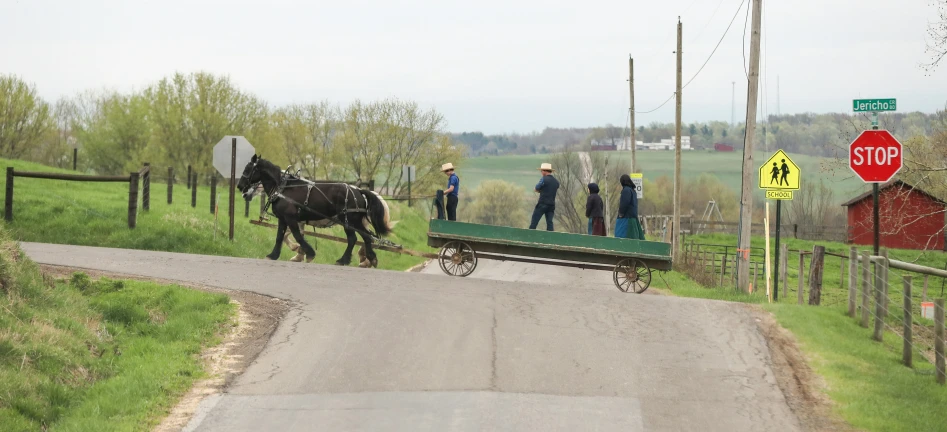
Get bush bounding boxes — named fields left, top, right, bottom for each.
left=465, top=180, right=530, bottom=227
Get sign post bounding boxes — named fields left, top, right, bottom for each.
left=402, top=165, right=416, bottom=207
left=213, top=136, right=255, bottom=241
left=759, top=149, right=800, bottom=302
left=848, top=128, right=903, bottom=255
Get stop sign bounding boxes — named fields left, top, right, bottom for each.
left=848, top=130, right=903, bottom=183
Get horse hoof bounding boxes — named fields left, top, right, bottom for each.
left=306, top=256, right=315, bottom=263
left=265, top=255, right=278, bottom=261
left=290, top=255, right=304, bottom=263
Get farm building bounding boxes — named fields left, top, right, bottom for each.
left=841, top=180, right=947, bottom=251
left=714, top=143, right=734, bottom=152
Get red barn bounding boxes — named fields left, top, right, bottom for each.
left=714, top=143, right=734, bottom=152
left=841, top=180, right=947, bottom=251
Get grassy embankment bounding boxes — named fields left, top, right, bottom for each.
left=0, top=158, right=435, bottom=271
left=0, top=227, right=236, bottom=431
left=664, top=232, right=947, bottom=432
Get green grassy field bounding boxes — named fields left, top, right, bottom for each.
left=458, top=151, right=868, bottom=205
left=661, top=232, right=947, bottom=432
left=0, top=158, right=434, bottom=271
left=0, top=229, right=236, bottom=431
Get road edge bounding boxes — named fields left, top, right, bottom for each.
left=36, top=264, right=295, bottom=432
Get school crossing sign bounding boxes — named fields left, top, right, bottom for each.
left=758, top=149, right=800, bottom=200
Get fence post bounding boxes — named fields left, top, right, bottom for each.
left=142, top=163, right=150, bottom=211
left=720, top=255, right=726, bottom=286
left=935, top=298, right=945, bottom=385
left=4, top=167, right=13, bottom=221
left=128, top=172, right=139, bottom=229
left=167, top=167, right=174, bottom=204
left=73, top=148, right=78, bottom=171
left=903, top=275, right=913, bottom=368
left=753, top=261, right=758, bottom=292
left=797, top=250, right=805, bottom=305
left=873, top=254, right=886, bottom=342
left=210, top=175, right=217, bottom=214
left=848, top=247, right=857, bottom=318
left=881, top=248, right=890, bottom=319
left=187, top=165, right=192, bottom=189
left=808, top=245, right=825, bottom=306
left=780, top=243, right=788, bottom=297
left=191, top=174, right=197, bottom=208
left=861, top=251, right=871, bottom=328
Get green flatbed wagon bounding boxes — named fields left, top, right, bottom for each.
left=426, top=219, right=673, bottom=293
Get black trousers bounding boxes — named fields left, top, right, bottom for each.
left=529, top=203, right=555, bottom=231
left=446, top=194, right=458, bottom=221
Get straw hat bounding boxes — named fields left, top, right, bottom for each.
left=537, top=163, right=555, bottom=172
left=441, top=163, right=455, bottom=172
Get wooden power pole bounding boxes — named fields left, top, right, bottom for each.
left=673, top=18, right=683, bottom=258
left=629, top=56, right=637, bottom=173
left=737, top=0, right=764, bottom=293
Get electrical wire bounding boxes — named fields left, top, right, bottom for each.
left=682, top=0, right=748, bottom=90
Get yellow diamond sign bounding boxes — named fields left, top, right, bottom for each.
left=758, top=149, right=800, bottom=191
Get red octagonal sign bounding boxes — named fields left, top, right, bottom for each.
left=849, top=130, right=903, bottom=183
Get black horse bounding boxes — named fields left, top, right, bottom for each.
left=236, top=154, right=395, bottom=267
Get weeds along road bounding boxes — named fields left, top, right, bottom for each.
left=21, top=242, right=802, bottom=432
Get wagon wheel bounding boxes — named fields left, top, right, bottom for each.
left=613, top=258, right=651, bottom=294
left=438, top=241, right=478, bottom=277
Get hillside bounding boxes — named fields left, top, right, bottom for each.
left=0, top=158, right=434, bottom=271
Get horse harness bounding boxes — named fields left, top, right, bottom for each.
left=253, top=170, right=399, bottom=248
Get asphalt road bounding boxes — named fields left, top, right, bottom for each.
left=21, top=242, right=801, bottom=432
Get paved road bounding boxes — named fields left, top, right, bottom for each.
left=21, top=242, right=801, bottom=432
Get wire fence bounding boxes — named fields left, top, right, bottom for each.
left=683, top=241, right=947, bottom=385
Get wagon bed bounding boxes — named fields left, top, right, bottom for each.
left=426, top=219, right=673, bottom=293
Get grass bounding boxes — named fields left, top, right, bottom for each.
left=459, top=150, right=868, bottom=205
left=1, top=158, right=435, bottom=271
left=766, top=302, right=947, bottom=432
left=0, top=228, right=236, bottom=431
left=659, top=233, right=947, bottom=432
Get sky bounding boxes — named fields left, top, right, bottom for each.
left=2, top=0, right=945, bottom=135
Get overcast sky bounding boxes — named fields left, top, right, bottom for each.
left=2, top=0, right=945, bottom=134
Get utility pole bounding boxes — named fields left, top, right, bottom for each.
left=673, top=18, right=683, bottom=258
left=737, top=0, right=764, bottom=293
left=629, top=56, right=637, bottom=173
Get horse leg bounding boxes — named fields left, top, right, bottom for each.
left=267, top=218, right=287, bottom=260
left=289, top=222, right=307, bottom=262
left=357, top=230, right=378, bottom=268
left=286, top=219, right=316, bottom=263
left=336, top=227, right=357, bottom=266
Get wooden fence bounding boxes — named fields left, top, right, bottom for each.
left=642, top=215, right=848, bottom=243
left=5, top=164, right=151, bottom=228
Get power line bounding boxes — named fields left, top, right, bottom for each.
left=682, top=0, right=748, bottom=90
left=634, top=92, right=676, bottom=114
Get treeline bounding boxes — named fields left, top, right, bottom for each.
left=455, top=111, right=944, bottom=158
left=0, top=73, right=465, bottom=197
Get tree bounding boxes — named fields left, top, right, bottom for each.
left=274, top=101, right=342, bottom=180
left=923, top=0, right=947, bottom=73
left=465, top=180, right=530, bottom=227
left=29, top=98, right=78, bottom=168
left=0, top=75, right=52, bottom=159
left=144, top=72, right=272, bottom=176
left=76, top=91, right=152, bottom=175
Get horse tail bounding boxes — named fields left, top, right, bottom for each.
left=360, top=190, right=394, bottom=236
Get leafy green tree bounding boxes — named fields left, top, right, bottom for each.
left=465, top=180, right=529, bottom=227
left=75, top=91, right=152, bottom=175
left=0, top=75, right=52, bottom=159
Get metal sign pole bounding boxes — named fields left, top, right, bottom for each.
left=229, top=137, right=236, bottom=241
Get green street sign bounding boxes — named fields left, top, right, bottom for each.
left=853, top=98, right=897, bottom=112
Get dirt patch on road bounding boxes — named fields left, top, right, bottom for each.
left=743, top=304, right=857, bottom=432
left=38, top=264, right=293, bottom=432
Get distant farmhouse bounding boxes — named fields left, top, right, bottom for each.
left=590, top=136, right=693, bottom=151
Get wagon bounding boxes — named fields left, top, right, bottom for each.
left=426, top=219, right=673, bottom=293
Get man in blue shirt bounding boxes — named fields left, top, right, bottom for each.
left=528, top=163, right=559, bottom=231
left=442, top=162, right=459, bottom=221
